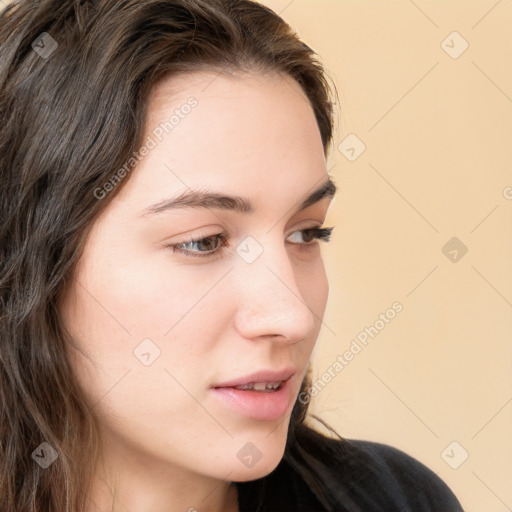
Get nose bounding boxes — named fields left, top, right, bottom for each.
left=232, top=236, right=317, bottom=344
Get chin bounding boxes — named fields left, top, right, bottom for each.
left=227, top=433, right=287, bottom=483
left=228, top=456, right=284, bottom=482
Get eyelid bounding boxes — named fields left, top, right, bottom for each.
left=163, top=219, right=323, bottom=245
left=168, top=221, right=326, bottom=245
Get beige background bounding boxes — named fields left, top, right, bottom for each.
left=260, top=1, right=512, bottom=511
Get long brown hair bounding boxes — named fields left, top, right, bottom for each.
left=0, top=1, right=339, bottom=510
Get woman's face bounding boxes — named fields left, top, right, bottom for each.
left=60, top=70, right=335, bottom=484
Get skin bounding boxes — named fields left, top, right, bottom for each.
left=59, top=69, right=335, bottom=512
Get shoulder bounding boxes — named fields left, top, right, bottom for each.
left=327, top=436, right=465, bottom=511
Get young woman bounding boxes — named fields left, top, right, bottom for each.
left=0, top=0, right=465, bottom=510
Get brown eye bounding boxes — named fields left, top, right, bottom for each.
left=167, top=233, right=229, bottom=258
left=166, top=227, right=334, bottom=259
left=287, top=227, right=334, bottom=245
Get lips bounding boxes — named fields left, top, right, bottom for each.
left=210, top=368, right=296, bottom=421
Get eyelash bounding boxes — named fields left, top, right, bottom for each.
left=166, top=226, right=335, bottom=259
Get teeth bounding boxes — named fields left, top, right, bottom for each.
left=234, top=381, right=282, bottom=391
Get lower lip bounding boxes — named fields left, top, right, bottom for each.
left=210, top=378, right=294, bottom=421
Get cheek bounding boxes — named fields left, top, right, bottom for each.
left=69, top=246, right=230, bottom=342
left=299, top=252, right=329, bottom=318
left=60, top=252, right=235, bottom=402
left=60, top=261, right=234, bottom=461
left=301, top=256, right=329, bottom=354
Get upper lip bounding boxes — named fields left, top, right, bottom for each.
left=211, top=367, right=296, bottom=388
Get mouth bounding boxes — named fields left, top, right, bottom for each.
left=210, top=367, right=296, bottom=390
left=209, top=370, right=296, bottom=421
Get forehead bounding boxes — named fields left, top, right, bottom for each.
left=144, top=68, right=321, bottom=154
left=111, top=69, right=328, bottom=215
left=148, top=68, right=310, bottom=113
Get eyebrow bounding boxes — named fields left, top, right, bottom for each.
left=138, top=176, right=337, bottom=217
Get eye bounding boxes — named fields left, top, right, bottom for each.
left=165, top=226, right=335, bottom=259
left=287, top=226, right=334, bottom=245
